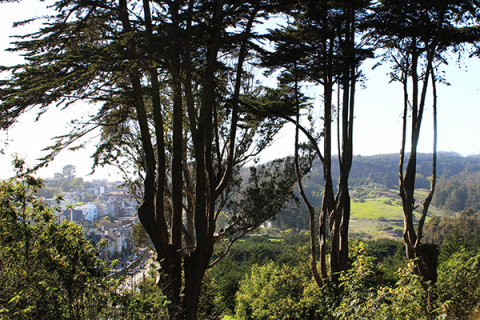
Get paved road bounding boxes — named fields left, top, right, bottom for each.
left=117, top=256, right=155, bottom=292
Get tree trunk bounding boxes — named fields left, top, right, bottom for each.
left=336, top=184, right=351, bottom=273
left=398, top=42, right=440, bottom=285
left=321, top=78, right=336, bottom=281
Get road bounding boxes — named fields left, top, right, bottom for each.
left=117, top=255, right=155, bottom=292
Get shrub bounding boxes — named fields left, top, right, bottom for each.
left=198, top=271, right=228, bottom=320
left=235, top=262, right=309, bottom=320
left=335, top=241, right=440, bottom=320
left=436, top=249, right=480, bottom=320
left=0, top=176, right=112, bottom=319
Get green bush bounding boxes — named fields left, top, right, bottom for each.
left=209, top=235, right=309, bottom=315
left=436, top=249, right=480, bottom=320
left=359, top=262, right=433, bottom=320
left=335, top=241, right=381, bottom=319
left=235, top=262, right=310, bottom=319
left=198, top=271, right=228, bottom=320
left=0, top=176, right=112, bottom=319
left=335, top=241, right=442, bottom=320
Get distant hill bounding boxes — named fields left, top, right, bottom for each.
left=272, top=152, right=480, bottom=239
left=307, top=152, right=480, bottom=210
left=309, top=152, right=479, bottom=187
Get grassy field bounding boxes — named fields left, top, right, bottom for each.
left=351, top=197, right=403, bottom=220
left=350, top=198, right=404, bottom=239
left=347, top=187, right=452, bottom=239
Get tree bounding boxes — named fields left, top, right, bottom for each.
left=436, top=250, right=480, bottom=320
left=62, top=164, right=76, bottom=182
left=0, top=168, right=111, bottom=319
left=383, top=172, right=396, bottom=189
left=444, top=186, right=468, bottom=212
left=0, top=1, right=293, bottom=318
left=131, top=221, right=152, bottom=252
left=260, top=0, right=373, bottom=284
left=371, top=0, right=480, bottom=283
left=234, top=261, right=315, bottom=319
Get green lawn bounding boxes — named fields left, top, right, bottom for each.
left=350, top=218, right=404, bottom=240
left=351, top=197, right=404, bottom=220
left=349, top=194, right=444, bottom=239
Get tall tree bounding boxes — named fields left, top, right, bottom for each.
left=371, top=0, right=480, bottom=283
left=260, top=0, right=373, bottom=284
left=0, top=1, right=294, bottom=318
left=62, top=164, right=76, bottom=182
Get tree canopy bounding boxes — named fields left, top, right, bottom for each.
left=0, top=1, right=297, bottom=318
left=0, top=169, right=111, bottom=319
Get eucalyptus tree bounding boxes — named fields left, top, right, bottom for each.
left=0, top=1, right=294, bottom=318
left=371, top=0, right=480, bottom=283
left=259, top=0, right=373, bottom=284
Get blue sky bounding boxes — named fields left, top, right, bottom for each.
left=1, top=1, right=479, bottom=180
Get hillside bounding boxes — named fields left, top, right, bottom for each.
left=309, top=151, right=480, bottom=189
left=272, top=152, right=480, bottom=239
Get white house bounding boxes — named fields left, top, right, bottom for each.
left=77, top=203, right=98, bottom=221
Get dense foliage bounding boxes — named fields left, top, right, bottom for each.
left=212, top=238, right=480, bottom=319
left=1, top=174, right=480, bottom=319
left=424, top=208, right=480, bottom=259
left=0, top=174, right=112, bottom=319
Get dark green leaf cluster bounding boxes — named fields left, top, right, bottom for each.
left=369, top=0, right=480, bottom=80
left=262, top=0, right=374, bottom=88
left=228, top=238, right=480, bottom=319
left=224, top=157, right=298, bottom=237
left=239, top=86, right=307, bottom=121
left=209, top=234, right=310, bottom=315
left=436, top=249, right=480, bottom=320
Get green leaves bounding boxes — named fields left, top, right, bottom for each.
left=436, top=249, right=480, bottom=319
left=0, top=176, right=111, bottom=319
left=235, top=262, right=311, bottom=320
left=225, top=158, right=298, bottom=237
left=239, top=86, right=304, bottom=120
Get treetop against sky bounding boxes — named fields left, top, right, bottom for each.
left=0, top=1, right=479, bottom=181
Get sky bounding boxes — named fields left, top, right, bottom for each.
left=0, top=1, right=479, bottom=181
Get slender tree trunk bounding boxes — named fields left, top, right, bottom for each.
left=293, top=65, right=324, bottom=287
left=327, top=3, right=357, bottom=281
left=399, top=43, right=439, bottom=284
left=321, top=79, right=336, bottom=281
left=169, top=1, right=185, bottom=307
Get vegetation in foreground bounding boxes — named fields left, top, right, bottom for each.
left=1, top=174, right=480, bottom=319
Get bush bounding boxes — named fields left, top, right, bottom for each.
left=235, top=262, right=311, bottom=319
left=224, top=238, right=480, bottom=320
left=198, top=271, right=228, bottom=320
left=0, top=176, right=112, bottom=319
left=335, top=241, right=441, bottom=320
left=209, top=235, right=309, bottom=315
left=436, top=249, right=480, bottom=320
left=335, top=241, right=381, bottom=319
left=360, top=262, right=433, bottom=320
